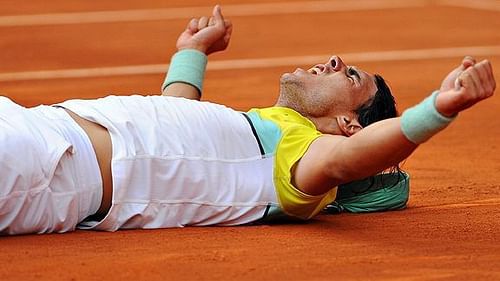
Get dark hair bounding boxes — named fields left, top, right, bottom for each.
left=353, top=74, right=403, bottom=191
left=355, top=74, right=398, bottom=127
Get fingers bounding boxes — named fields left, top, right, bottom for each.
left=467, top=65, right=482, bottom=94
left=477, top=60, right=496, bottom=95
left=223, top=20, right=233, bottom=43
left=471, top=60, right=495, bottom=97
left=181, top=5, right=230, bottom=55
left=198, top=16, right=209, bottom=30
left=437, top=58, right=495, bottom=116
left=195, top=6, right=226, bottom=30
left=457, top=70, right=479, bottom=97
left=196, top=16, right=216, bottom=30
left=457, top=59, right=496, bottom=100
left=186, top=18, right=199, bottom=33
left=452, top=56, right=477, bottom=90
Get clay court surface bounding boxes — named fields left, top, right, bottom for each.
left=1, top=0, right=500, bottom=280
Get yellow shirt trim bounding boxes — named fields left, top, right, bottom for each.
left=251, top=107, right=337, bottom=219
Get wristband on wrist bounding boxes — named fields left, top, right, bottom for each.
left=400, top=91, right=457, bottom=144
left=162, top=49, right=208, bottom=95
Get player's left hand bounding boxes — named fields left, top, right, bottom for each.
left=176, top=5, right=233, bottom=55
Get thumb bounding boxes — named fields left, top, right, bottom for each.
left=453, top=57, right=476, bottom=90
left=461, top=56, right=476, bottom=70
left=212, top=5, right=224, bottom=26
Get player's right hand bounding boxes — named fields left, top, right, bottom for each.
left=436, top=58, right=496, bottom=117
left=439, top=56, right=476, bottom=92
left=176, top=5, right=233, bottom=55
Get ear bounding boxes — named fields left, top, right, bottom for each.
left=336, top=115, right=363, bottom=136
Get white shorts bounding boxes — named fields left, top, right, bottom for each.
left=0, top=98, right=102, bottom=235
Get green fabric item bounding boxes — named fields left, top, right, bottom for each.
left=162, top=49, right=208, bottom=94
left=401, top=91, right=456, bottom=144
left=324, top=172, right=410, bottom=214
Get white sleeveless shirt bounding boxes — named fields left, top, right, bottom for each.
left=58, top=95, right=279, bottom=230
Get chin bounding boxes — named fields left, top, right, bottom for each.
left=280, top=72, right=293, bottom=81
left=280, top=72, right=302, bottom=87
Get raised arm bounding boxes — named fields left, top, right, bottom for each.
left=161, top=5, right=232, bottom=100
left=295, top=59, right=496, bottom=195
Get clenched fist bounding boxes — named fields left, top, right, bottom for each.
left=436, top=57, right=496, bottom=117
left=176, top=5, right=233, bottom=55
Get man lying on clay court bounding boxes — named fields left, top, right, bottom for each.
left=0, top=6, right=496, bottom=235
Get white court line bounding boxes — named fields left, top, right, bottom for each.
left=0, top=0, right=429, bottom=27
left=437, top=0, right=500, bottom=12
left=416, top=198, right=500, bottom=210
left=1, top=45, right=499, bottom=82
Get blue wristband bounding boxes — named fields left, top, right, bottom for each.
left=401, top=91, right=456, bottom=144
left=162, top=49, right=208, bottom=95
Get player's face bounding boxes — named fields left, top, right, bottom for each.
left=278, top=55, right=377, bottom=122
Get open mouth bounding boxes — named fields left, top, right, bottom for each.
left=308, top=64, right=325, bottom=75
left=309, top=68, right=318, bottom=75
left=308, top=57, right=340, bottom=75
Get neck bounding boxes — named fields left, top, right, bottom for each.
left=309, top=116, right=338, bottom=135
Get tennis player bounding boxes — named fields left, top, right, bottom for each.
left=0, top=6, right=495, bottom=235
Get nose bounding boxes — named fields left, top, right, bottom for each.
left=327, top=56, right=346, bottom=72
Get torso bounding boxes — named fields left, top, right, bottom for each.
left=61, top=97, right=337, bottom=227
left=59, top=96, right=279, bottom=229
left=64, top=109, right=113, bottom=218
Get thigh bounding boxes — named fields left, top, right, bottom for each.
left=0, top=100, right=79, bottom=235
left=0, top=120, right=51, bottom=234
